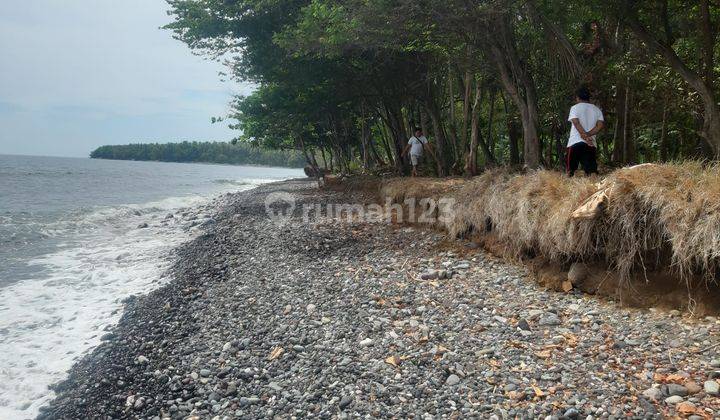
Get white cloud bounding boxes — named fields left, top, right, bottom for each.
left=0, top=0, right=252, bottom=156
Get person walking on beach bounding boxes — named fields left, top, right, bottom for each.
left=402, top=128, right=434, bottom=177
left=566, top=86, right=604, bottom=177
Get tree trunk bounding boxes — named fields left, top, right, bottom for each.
left=381, top=102, right=408, bottom=172
left=461, top=60, right=473, bottom=150
left=448, top=63, right=455, bottom=124
left=612, top=81, right=624, bottom=163
left=509, top=121, right=521, bottom=165
left=332, top=143, right=350, bottom=174
left=660, top=98, right=669, bottom=161
left=426, top=103, right=448, bottom=176
left=554, top=125, right=565, bottom=170
left=617, top=81, right=636, bottom=163
left=466, top=78, right=495, bottom=176
left=359, top=113, right=370, bottom=170
left=420, top=108, right=430, bottom=140
left=699, top=0, right=715, bottom=86
left=488, top=16, right=542, bottom=168
left=297, top=136, right=316, bottom=172
left=612, top=78, right=634, bottom=163
left=625, top=10, right=720, bottom=155
left=465, top=79, right=481, bottom=176
left=378, top=121, right=394, bottom=164
left=520, top=111, right=541, bottom=167
left=623, top=105, right=629, bottom=164
left=503, top=94, right=521, bottom=165
left=320, top=146, right=328, bottom=169
left=328, top=148, right=335, bottom=171
left=446, top=64, right=461, bottom=167
left=422, top=77, right=448, bottom=176
left=309, top=148, right=319, bottom=169
left=487, top=86, right=497, bottom=154
left=544, top=129, right=554, bottom=167
left=368, top=136, right=385, bottom=167
left=403, top=108, right=413, bottom=142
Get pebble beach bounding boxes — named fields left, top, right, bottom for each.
left=39, top=179, right=720, bottom=419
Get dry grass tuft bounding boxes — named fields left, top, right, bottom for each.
left=379, top=177, right=467, bottom=204
left=379, top=162, right=720, bottom=284
left=446, top=169, right=598, bottom=262
left=600, top=162, right=720, bottom=282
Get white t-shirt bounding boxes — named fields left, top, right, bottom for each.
left=567, top=102, right=604, bottom=147
left=409, top=136, right=428, bottom=156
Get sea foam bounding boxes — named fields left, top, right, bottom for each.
left=0, top=180, right=266, bottom=419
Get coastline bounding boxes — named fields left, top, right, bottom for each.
left=1, top=156, right=300, bottom=419
left=38, top=179, right=720, bottom=419
left=88, top=157, right=305, bottom=170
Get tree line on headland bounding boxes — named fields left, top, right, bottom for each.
left=164, top=0, right=720, bottom=176
left=89, top=142, right=306, bottom=168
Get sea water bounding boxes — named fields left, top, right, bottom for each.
left=0, top=154, right=303, bottom=419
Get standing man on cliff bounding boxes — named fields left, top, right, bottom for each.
left=402, top=128, right=435, bottom=177
left=566, top=86, right=604, bottom=177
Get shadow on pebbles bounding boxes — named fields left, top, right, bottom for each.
left=40, top=179, right=720, bottom=419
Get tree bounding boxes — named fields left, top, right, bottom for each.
left=165, top=0, right=720, bottom=174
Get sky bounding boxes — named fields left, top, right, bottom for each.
left=0, top=0, right=251, bottom=158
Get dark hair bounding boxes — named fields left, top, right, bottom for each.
left=414, top=127, right=422, bottom=133
left=576, top=86, right=591, bottom=101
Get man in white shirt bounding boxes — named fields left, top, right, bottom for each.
left=402, top=129, right=434, bottom=177
left=566, top=86, right=604, bottom=177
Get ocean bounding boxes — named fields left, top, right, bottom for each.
left=0, top=154, right=303, bottom=419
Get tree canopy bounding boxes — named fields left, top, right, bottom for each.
left=165, top=0, right=720, bottom=175
left=90, top=141, right=306, bottom=168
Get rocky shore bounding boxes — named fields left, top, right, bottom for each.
left=39, top=179, right=720, bottom=419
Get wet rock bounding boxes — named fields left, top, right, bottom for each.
left=642, top=387, right=663, bottom=400
left=420, top=270, right=439, bottom=280
left=563, top=407, right=579, bottom=419
left=359, top=338, right=373, bottom=347
left=446, top=374, right=460, bottom=386
left=517, top=319, right=531, bottom=331
left=339, top=395, right=353, bottom=409
left=685, top=381, right=702, bottom=395
left=664, top=395, right=683, bottom=404
left=538, top=313, right=561, bottom=326
left=664, top=383, right=688, bottom=397
left=704, top=380, right=719, bottom=396
left=567, top=262, right=588, bottom=284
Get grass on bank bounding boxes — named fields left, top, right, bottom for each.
left=380, top=162, right=720, bottom=285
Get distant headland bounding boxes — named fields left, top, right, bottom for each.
left=90, top=141, right=305, bottom=168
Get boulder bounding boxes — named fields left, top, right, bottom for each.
left=567, top=262, right=588, bottom=284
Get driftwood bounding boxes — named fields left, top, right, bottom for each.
left=571, top=187, right=609, bottom=219
left=571, top=164, right=656, bottom=220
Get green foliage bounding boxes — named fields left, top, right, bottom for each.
left=165, top=0, right=720, bottom=174
left=90, top=141, right=306, bottom=168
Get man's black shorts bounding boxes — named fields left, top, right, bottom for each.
left=566, top=142, right=598, bottom=176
